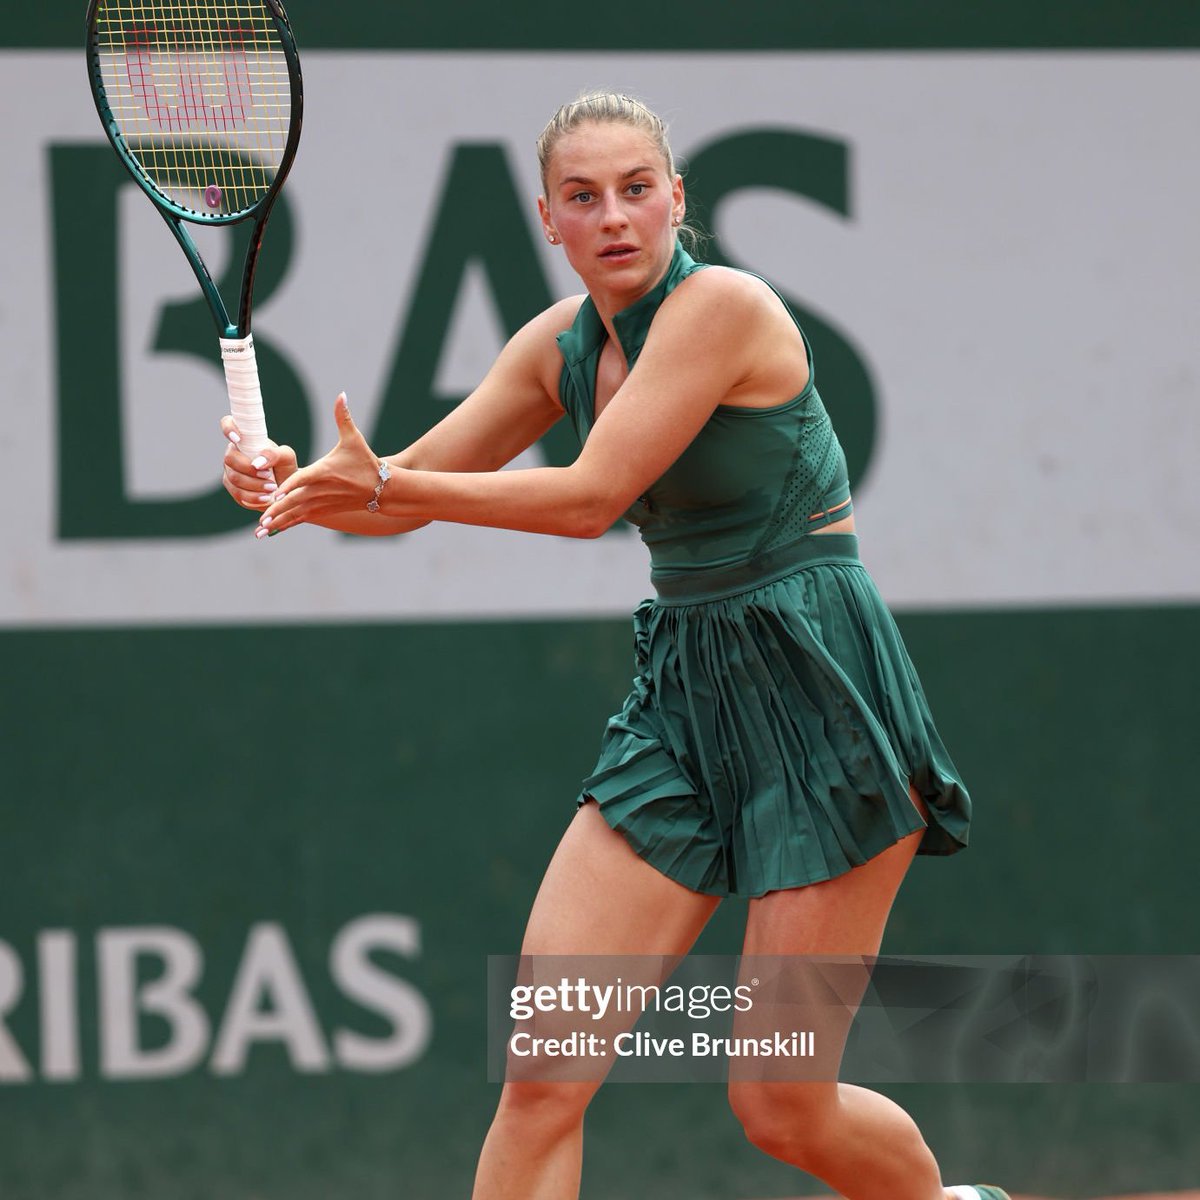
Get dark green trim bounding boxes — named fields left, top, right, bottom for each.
left=7, top=1, right=1200, bottom=51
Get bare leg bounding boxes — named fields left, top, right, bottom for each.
left=729, top=787, right=954, bottom=1200
left=472, top=801, right=720, bottom=1200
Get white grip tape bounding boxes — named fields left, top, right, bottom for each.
left=220, top=334, right=270, bottom=455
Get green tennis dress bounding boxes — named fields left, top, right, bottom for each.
left=556, top=243, right=970, bottom=898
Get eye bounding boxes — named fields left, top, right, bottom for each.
left=627, top=183, right=648, bottom=196
left=572, top=190, right=593, bottom=203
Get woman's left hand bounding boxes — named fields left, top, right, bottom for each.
left=257, top=393, right=382, bottom=537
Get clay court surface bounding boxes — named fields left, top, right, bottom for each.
left=752, top=1193, right=1200, bottom=1200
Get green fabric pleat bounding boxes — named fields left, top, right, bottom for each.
left=578, top=554, right=971, bottom=898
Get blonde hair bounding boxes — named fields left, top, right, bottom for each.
left=536, top=91, right=703, bottom=253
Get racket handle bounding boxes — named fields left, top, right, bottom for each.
left=220, top=334, right=271, bottom=455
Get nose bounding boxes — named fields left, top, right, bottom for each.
left=598, top=189, right=628, bottom=231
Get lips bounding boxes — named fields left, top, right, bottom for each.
left=599, top=244, right=638, bottom=259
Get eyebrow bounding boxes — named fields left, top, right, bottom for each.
left=558, top=165, right=657, bottom=188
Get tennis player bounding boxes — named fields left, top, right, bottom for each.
left=222, top=92, right=1005, bottom=1200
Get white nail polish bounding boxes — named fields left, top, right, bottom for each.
left=228, top=430, right=241, bottom=445
left=255, top=526, right=268, bottom=540
left=251, top=455, right=268, bottom=470
left=263, top=481, right=277, bottom=492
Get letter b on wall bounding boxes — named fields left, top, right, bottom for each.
left=49, top=144, right=310, bottom=539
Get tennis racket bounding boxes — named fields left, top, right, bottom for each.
left=85, top=0, right=304, bottom=455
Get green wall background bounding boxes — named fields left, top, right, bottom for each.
left=7, top=2, right=1199, bottom=49
left=2, top=606, right=1198, bottom=1198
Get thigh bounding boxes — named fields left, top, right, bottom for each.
left=520, top=800, right=721, bottom=956
left=743, top=785, right=930, bottom=959
left=730, top=786, right=926, bottom=1086
left=502, top=802, right=720, bottom=1088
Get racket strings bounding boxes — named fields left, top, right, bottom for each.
left=92, top=0, right=292, bottom=217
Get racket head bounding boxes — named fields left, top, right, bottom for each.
left=85, top=0, right=303, bottom=226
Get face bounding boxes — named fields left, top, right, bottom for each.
left=538, top=121, right=685, bottom=305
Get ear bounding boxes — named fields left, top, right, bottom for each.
left=537, top=195, right=559, bottom=245
left=672, top=174, right=686, bottom=227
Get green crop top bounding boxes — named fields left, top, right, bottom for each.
left=555, top=242, right=853, bottom=574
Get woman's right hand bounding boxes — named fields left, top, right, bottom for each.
left=219, top=416, right=299, bottom=511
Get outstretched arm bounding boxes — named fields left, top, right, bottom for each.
left=259, top=270, right=772, bottom=539
left=220, top=297, right=579, bottom=536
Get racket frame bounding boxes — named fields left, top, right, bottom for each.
left=84, top=0, right=304, bottom=340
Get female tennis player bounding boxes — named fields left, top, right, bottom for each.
left=221, top=92, right=1004, bottom=1200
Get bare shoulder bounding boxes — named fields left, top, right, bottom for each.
left=512, top=293, right=588, bottom=346
left=494, top=294, right=587, bottom=399
left=659, top=265, right=787, bottom=329
left=643, top=266, right=793, bottom=365
left=647, top=265, right=807, bottom=400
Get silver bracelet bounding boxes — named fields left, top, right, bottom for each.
left=366, top=460, right=391, bottom=513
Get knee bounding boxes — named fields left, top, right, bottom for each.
left=495, top=1079, right=598, bottom=1136
left=728, top=1081, right=837, bottom=1165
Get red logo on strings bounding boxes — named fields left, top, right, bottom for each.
left=124, top=25, right=254, bottom=132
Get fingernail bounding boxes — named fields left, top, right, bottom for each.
left=256, top=469, right=273, bottom=480
left=255, top=526, right=269, bottom=540
left=251, top=455, right=268, bottom=470
left=228, top=430, right=241, bottom=445
left=263, top=481, right=277, bottom=493
left=261, top=515, right=273, bottom=529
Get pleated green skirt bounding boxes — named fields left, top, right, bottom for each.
left=577, top=533, right=971, bottom=898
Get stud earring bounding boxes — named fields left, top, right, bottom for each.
left=547, top=233, right=558, bottom=244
